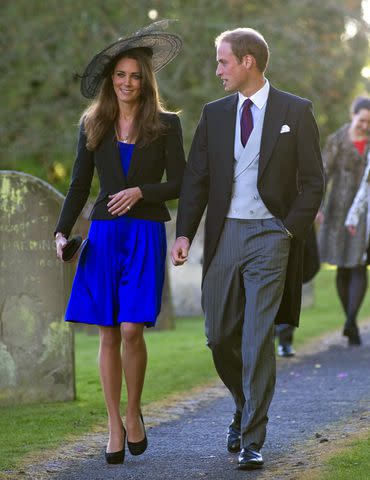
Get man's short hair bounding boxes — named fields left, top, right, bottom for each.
left=215, top=28, right=269, bottom=73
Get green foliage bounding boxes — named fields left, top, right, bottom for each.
left=1, top=1, right=368, bottom=192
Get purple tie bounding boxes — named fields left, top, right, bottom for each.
left=240, top=98, right=254, bottom=147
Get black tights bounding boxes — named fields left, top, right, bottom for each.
left=336, top=265, right=368, bottom=328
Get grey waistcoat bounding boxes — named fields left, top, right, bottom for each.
left=227, top=102, right=273, bottom=220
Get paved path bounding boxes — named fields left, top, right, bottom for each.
left=22, top=325, right=370, bottom=480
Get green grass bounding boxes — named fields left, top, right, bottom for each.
left=1, top=268, right=370, bottom=472
left=320, top=436, right=370, bottom=480
left=0, top=318, right=214, bottom=472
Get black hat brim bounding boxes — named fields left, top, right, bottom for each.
left=80, top=32, right=182, bottom=99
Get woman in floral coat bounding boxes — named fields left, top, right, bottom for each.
left=318, top=96, right=370, bottom=345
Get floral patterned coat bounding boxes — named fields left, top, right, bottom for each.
left=318, top=124, right=369, bottom=267
left=345, top=150, right=370, bottom=228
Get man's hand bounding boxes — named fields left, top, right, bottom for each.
left=171, top=237, right=190, bottom=266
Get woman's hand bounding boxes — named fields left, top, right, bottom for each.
left=107, top=187, right=143, bottom=216
left=55, top=232, right=67, bottom=260
left=347, top=225, right=357, bottom=236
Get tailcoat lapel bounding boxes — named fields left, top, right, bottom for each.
left=220, top=94, right=238, bottom=187
left=258, top=86, right=289, bottom=181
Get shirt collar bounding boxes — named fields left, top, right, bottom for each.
left=237, top=79, right=270, bottom=112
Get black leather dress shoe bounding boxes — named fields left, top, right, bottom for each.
left=238, top=447, right=263, bottom=470
left=278, top=344, right=295, bottom=357
left=227, top=412, right=241, bottom=453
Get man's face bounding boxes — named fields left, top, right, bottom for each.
left=216, top=41, right=248, bottom=92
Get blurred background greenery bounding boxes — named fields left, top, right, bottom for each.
left=1, top=0, right=370, bottom=195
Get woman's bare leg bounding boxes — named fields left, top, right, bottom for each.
left=98, top=326, right=125, bottom=452
left=121, top=323, right=147, bottom=442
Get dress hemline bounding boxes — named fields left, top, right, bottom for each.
left=65, top=318, right=155, bottom=328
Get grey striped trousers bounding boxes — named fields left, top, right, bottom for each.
left=202, top=218, right=291, bottom=449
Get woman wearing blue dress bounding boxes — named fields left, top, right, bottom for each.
left=54, top=22, right=184, bottom=464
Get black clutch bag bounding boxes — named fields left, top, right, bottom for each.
left=62, top=235, right=83, bottom=262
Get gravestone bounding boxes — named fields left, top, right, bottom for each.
left=0, top=171, right=75, bottom=405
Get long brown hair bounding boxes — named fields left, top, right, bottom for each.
left=81, top=48, right=167, bottom=150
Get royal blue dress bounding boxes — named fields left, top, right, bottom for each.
left=65, top=141, right=167, bottom=327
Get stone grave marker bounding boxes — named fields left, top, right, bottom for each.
left=0, top=171, right=75, bottom=405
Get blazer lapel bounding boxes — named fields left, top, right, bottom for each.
left=102, top=125, right=127, bottom=190
left=258, top=86, right=288, bottom=181
left=126, top=144, right=140, bottom=181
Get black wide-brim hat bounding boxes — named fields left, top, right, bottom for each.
left=80, top=20, right=182, bottom=99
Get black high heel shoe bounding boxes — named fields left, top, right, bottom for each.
left=105, top=426, right=126, bottom=464
left=127, top=414, right=148, bottom=456
left=343, top=323, right=362, bottom=346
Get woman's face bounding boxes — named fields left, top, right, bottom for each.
left=351, top=108, right=370, bottom=136
left=112, top=57, right=142, bottom=105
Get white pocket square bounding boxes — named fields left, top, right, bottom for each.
left=280, top=124, right=290, bottom=133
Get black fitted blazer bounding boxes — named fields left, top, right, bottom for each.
left=55, top=112, right=185, bottom=237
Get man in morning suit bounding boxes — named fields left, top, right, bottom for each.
left=171, top=28, right=324, bottom=470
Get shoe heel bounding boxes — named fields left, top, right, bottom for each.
left=105, top=426, right=126, bottom=464
left=127, top=414, right=148, bottom=456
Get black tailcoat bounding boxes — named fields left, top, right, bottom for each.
left=177, top=86, right=324, bottom=326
